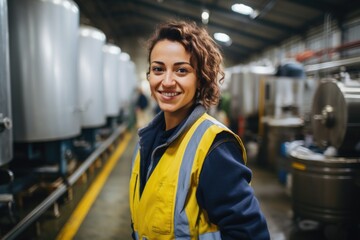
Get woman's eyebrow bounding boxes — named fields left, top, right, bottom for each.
left=151, top=61, right=193, bottom=68
left=174, top=61, right=192, bottom=67
left=150, top=61, right=164, bottom=65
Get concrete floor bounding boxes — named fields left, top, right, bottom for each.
left=71, top=132, right=359, bottom=240
left=74, top=132, right=137, bottom=240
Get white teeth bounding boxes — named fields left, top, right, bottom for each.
left=162, top=92, right=178, bottom=97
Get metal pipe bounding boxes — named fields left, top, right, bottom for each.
left=304, top=56, right=360, bottom=73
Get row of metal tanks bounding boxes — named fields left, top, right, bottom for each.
left=224, top=61, right=360, bottom=237
left=0, top=0, right=137, bottom=235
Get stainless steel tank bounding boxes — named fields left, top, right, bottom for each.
left=127, top=60, right=138, bottom=98
left=265, top=117, right=303, bottom=170
left=312, top=79, right=360, bottom=156
left=291, top=148, right=360, bottom=223
left=78, top=25, right=106, bottom=128
left=265, top=76, right=305, bottom=118
left=8, top=0, right=81, bottom=141
left=227, top=64, right=275, bottom=136
left=228, top=66, right=263, bottom=117
left=103, top=44, right=121, bottom=117
left=118, top=52, right=130, bottom=110
left=0, top=0, right=13, bottom=166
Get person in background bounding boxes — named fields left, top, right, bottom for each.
left=135, top=87, right=149, bottom=128
left=210, top=95, right=231, bottom=127
left=129, top=19, right=270, bottom=240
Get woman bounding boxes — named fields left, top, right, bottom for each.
left=129, top=20, right=270, bottom=240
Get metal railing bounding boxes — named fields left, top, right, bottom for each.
left=1, top=124, right=127, bottom=240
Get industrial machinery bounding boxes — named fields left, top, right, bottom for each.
left=290, top=78, right=360, bottom=233
left=258, top=61, right=306, bottom=170
left=265, top=60, right=306, bottom=118
left=227, top=64, right=275, bottom=138
left=0, top=0, right=16, bottom=225
left=103, top=43, right=121, bottom=131
left=74, top=25, right=106, bottom=157
left=118, top=53, right=137, bottom=125
left=8, top=0, right=80, bottom=175
left=0, top=0, right=12, bottom=167
left=78, top=25, right=106, bottom=130
left=311, top=79, right=360, bottom=156
left=118, top=52, right=131, bottom=112
left=1, top=0, right=135, bottom=238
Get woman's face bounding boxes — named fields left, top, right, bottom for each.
left=148, top=39, right=198, bottom=117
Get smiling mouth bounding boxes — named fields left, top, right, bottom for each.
left=159, top=91, right=180, bottom=97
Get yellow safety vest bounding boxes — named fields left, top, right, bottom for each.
left=129, top=113, right=246, bottom=240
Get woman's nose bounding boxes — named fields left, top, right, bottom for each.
left=162, top=71, right=175, bottom=86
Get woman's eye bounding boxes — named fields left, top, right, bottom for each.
left=177, top=68, right=188, bottom=74
left=152, top=66, right=163, bottom=73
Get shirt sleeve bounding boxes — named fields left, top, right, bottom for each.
left=196, top=132, right=270, bottom=240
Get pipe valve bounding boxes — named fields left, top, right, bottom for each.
left=313, top=105, right=335, bottom=128
left=0, top=115, right=13, bottom=132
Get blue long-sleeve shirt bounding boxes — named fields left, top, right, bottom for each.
left=136, top=104, right=270, bottom=239
left=198, top=132, right=269, bottom=239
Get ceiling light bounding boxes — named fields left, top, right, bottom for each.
left=201, top=9, right=209, bottom=24
left=214, top=32, right=232, bottom=46
left=231, top=3, right=258, bottom=18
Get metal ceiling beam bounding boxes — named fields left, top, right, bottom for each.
left=287, top=0, right=360, bottom=22
left=114, top=0, right=278, bottom=45
left=112, top=12, right=253, bottom=55
left=161, top=0, right=298, bottom=34
left=287, top=0, right=354, bottom=12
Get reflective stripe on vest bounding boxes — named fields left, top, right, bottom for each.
left=199, top=231, right=221, bottom=240
left=133, top=232, right=221, bottom=240
left=131, top=142, right=140, bottom=171
left=174, top=119, right=219, bottom=238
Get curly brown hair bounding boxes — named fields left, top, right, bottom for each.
left=146, top=20, right=224, bottom=109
